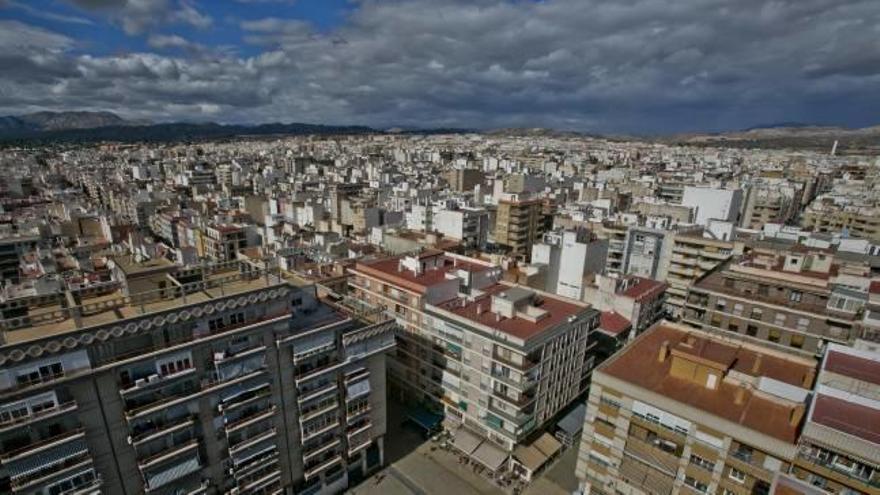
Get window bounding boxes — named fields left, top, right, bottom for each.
left=732, top=303, right=744, bottom=316
left=684, top=476, right=708, bottom=493
left=690, top=454, right=715, bottom=471
left=16, top=362, right=64, bottom=386
left=790, top=290, right=803, bottom=302
left=750, top=308, right=763, bottom=321
left=747, top=325, right=758, bottom=337
left=768, top=329, right=781, bottom=343
left=790, top=334, right=805, bottom=349
left=797, top=317, right=810, bottom=331
left=715, top=299, right=727, bottom=311
left=774, top=313, right=787, bottom=326
left=727, top=323, right=739, bottom=333
left=711, top=315, right=722, bottom=327
left=729, top=467, right=747, bottom=483
left=757, top=285, right=769, bottom=296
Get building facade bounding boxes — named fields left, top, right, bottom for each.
left=0, top=260, right=395, bottom=495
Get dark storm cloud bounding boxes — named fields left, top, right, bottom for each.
left=2, top=0, right=879, bottom=132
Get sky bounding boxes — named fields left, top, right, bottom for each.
left=0, top=0, right=878, bottom=134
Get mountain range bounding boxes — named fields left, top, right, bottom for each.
left=1, top=111, right=878, bottom=153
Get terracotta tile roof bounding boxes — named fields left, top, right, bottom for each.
left=598, top=324, right=816, bottom=443
left=824, top=349, right=880, bottom=386
left=811, top=394, right=880, bottom=445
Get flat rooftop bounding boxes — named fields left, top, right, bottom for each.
left=353, top=252, right=495, bottom=295
left=1, top=268, right=292, bottom=346
left=598, top=324, right=817, bottom=443
left=433, top=283, right=590, bottom=340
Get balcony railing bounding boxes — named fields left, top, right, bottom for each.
left=138, top=439, right=199, bottom=469
left=120, top=367, right=197, bottom=397
left=1, top=428, right=85, bottom=462
left=131, top=416, right=197, bottom=446
left=224, top=405, right=277, bottom=434
left=303, top=454, right=342, bottom=481
left=799, top=452, right=880, bottom=488
left=228, top=428, right=277, bottom=455
left=0, top=400, right=77, bottom=433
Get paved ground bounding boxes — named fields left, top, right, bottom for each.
left=347, top=400, right=580, bottom=495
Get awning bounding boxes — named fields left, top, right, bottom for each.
left=346, top=379, right=371, bottom=400
left=556, top=403, right=586, bottom=437
left=406, top=406, right=442, bottom=433
left=451, top=428, right=482, bottom=455
left=512, top=444, right=548, bottom=472
left=6, top=437, right=89, bottom=479
left=472, top=441, right=508, bottom=472
left=145, top=456, right=201, bottom=490
left=533, top=432, right=562, bottom=458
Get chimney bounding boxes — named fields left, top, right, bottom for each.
left=751, top=355, right=762, bottom=375
left=790, top=404, right=806, bottom=427
left=734, top=384, right=748, bottom=405
left=658, top=341, right=670, bottom=362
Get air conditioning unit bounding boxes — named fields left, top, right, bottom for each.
left=135, top=378, right=147, bottom=387
left=148, top=374, right=160, bottom=383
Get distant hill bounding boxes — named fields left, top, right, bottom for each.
left=661, top=124, right=880, bottom=154
left=0, top=111, right=139, bottom=136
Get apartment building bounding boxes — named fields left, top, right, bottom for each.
left=204, top=224, right=248, bottom=262
left=433, top=207, right=490, bottom=249
left=683, top=250, right=866, bottom=355
left=740, top=182, right=803, bottom=230
left=0, top=259, right=395, bottom=495
left=348, top=250, right=600, bottom=451
left=801, top=205, right=880, bottom=243
left=666, top=235, right=741, bottom=314
left=495, top=197, right=547, bottom=260
left=576, top=323, right=818, bottom=495
left=783, top=342, right=880, bottom=494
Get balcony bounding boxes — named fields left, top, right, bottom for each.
left=131, top=416, right=197, bottom=446
left=344, top=367, right=370, bottom=384
left=10, top=452, right=92, bottom=493
left=236, top=469, right=281, bottom=494
left=303, top=454, right=342, bottom=481
left=224, top=405, right=277, bottom=434
left=228, top=428, right=277, bottom=456
left=301, top=419, right=340, bottom=442
left=0, top=400, right=77, bottom=434
left=347, top=419, right=372, bottom=439
left=492, top=387, right=535, bottom=408
left=492, top=349, right=538, bottom=372
left=299, top=400, right=339, bottom=423
left=623, top=436, right=680, bottom=475
left=143, top=455, right=201, bottom=492
left=213, top=345, right=267, bottom=365
left=727, top=450, right=774, bottom=481
left=294, top=357, right=343, bottom=384
left=138, top=439, right=199, bottom=470
left=5, top=438, right=92, bottom=492
left=348, top=437, right=372, bottom=457
left=219, top=382, right=271, bottom=413
left=120, top=368, right=197, bottom=397
left=1, top=428, right=86, bottom=462
left=346, top=403, right=371, bottom=422
left=303, top=437, right=341, bottom=462
left=297, top=380, right=338, bottom=404
left=798, top=452, right=880, bottom=489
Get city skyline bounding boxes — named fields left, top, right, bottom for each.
left=1, top=0, right=879, bottom=133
